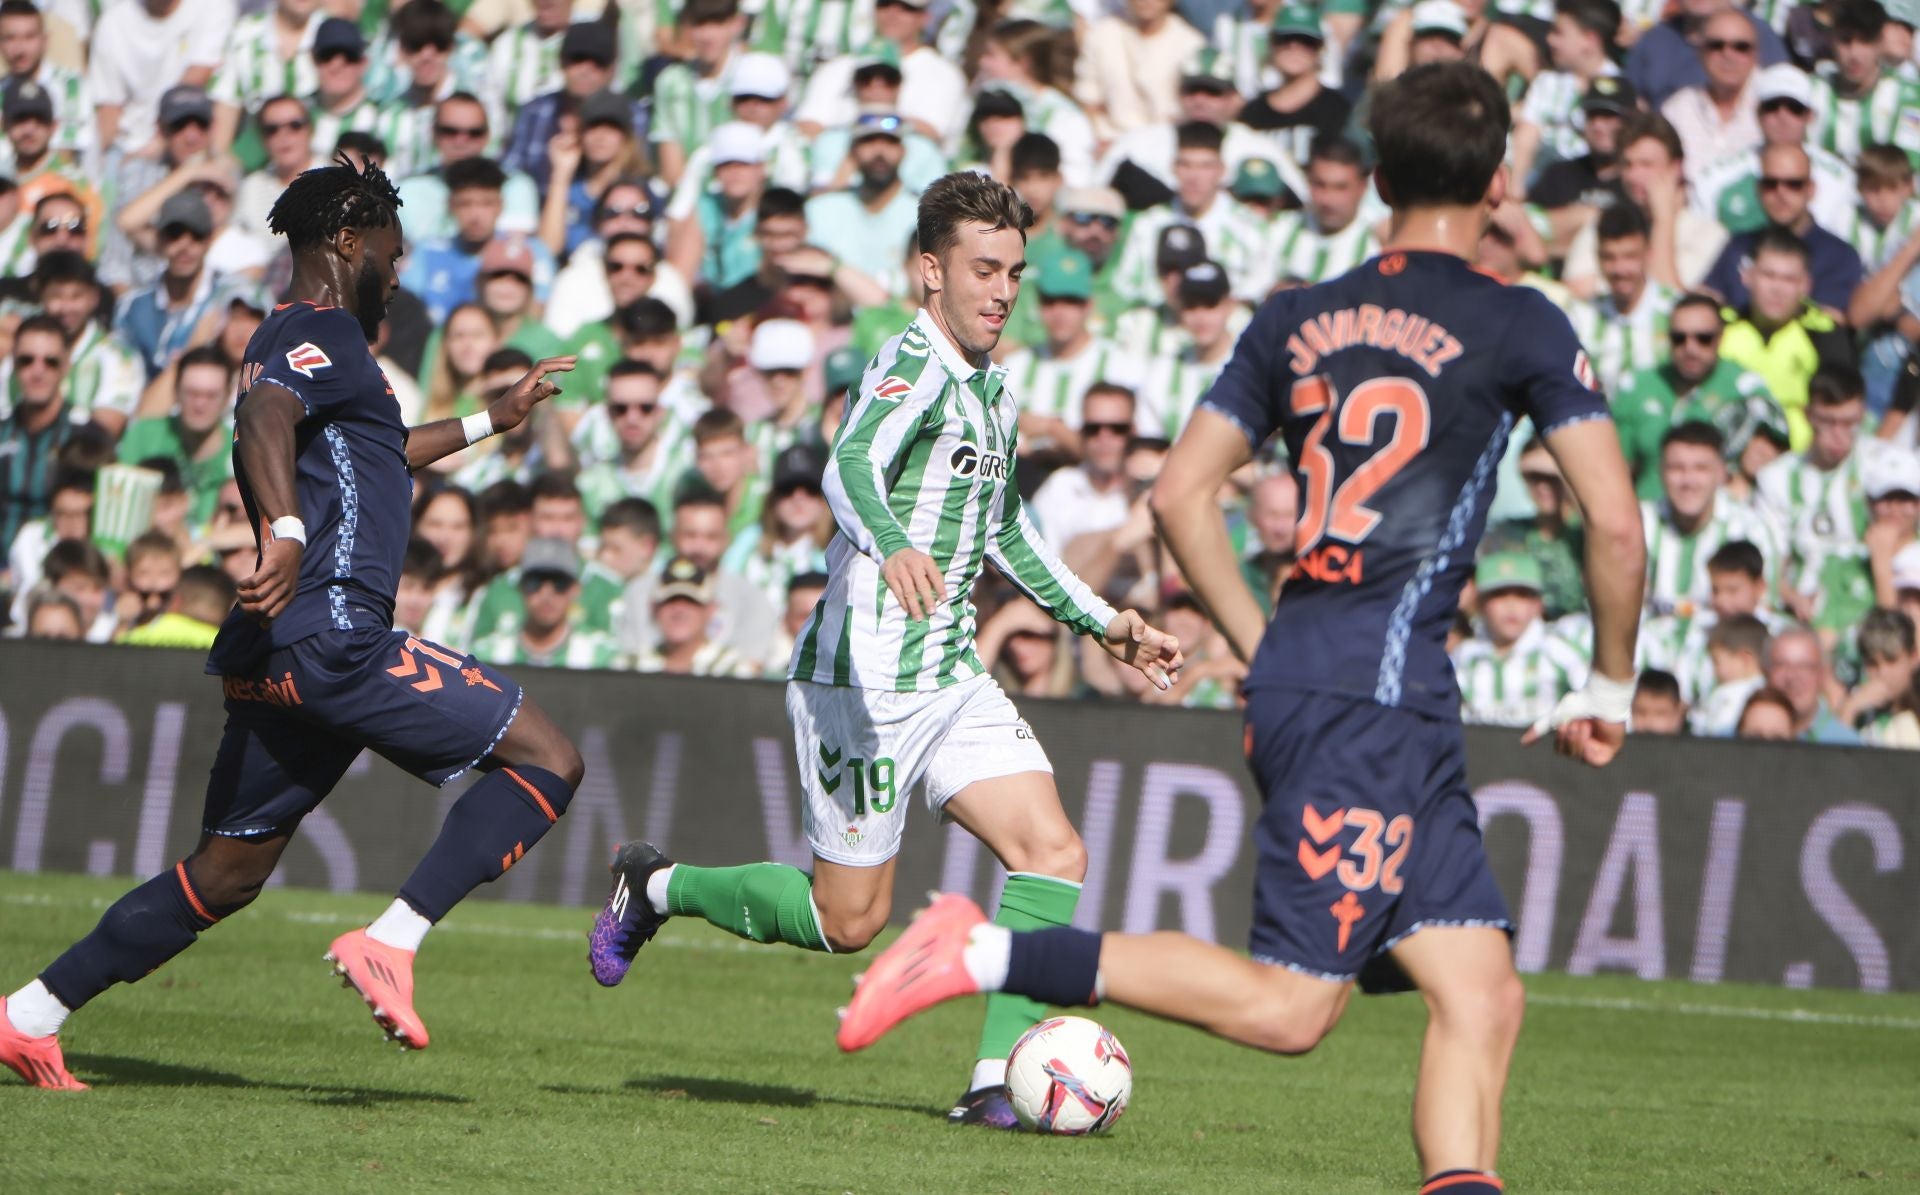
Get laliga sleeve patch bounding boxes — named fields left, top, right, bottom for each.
left=872, top=376, right=914, bottom=401
left=285, top=342, right=333, bottom=378
left=1573, top=350, right=1597, bottom=392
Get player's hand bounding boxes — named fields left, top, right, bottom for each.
left=488, top=356, right=577, bottom=433
left=1521, top=688, right=1628, bottom=767
left=1101, top=609, right=1183, bottom=692
left=882, top=547, right=945, bottom=621
left=237, top=536, right=302, bottom=627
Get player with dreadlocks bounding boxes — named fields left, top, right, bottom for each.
left=0, top=156, right=586, bottom=1088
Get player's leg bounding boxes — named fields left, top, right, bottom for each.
left=1388, top=927, right=1524, bottom=1190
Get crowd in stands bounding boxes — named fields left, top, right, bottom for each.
left=5, top=0, right=1920, bottom=747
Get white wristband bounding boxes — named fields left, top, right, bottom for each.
left=268, top=515, right=307, bottom=547
left=1583, top=671, right=1636, bottom=724
left=462, top=411, right=495, bottom=446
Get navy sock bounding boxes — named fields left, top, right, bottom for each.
left=398, top=765, right=574, bottom=922
left=1420, top=1170, right=1503, bottom=1194
left=1003, top=926, right=1104, bottom=1008
left=40, top=862, right=220, bottom=1011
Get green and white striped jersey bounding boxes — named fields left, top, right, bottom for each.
left=308, top=96, right=386, bottom=161
left=754, top=0, right=861, bottom=73
left=1451, top=619, right=1591, bottom=727
left=484, top=22, right=565, bottom=129
left=475, top=626, right=627, bottom=670
left=723, top=526, right=831, bottom=618
left=999, top=337, right=1147, bottom=428
left=635, top=639, right=761, bottom=677
left=574, top=421, right=699, bottom=526
left=366, top=99, right=440, bottom=181
left=1110, top=198, right=1270, bottom=305
left=1567, top=281, right=1678, bottom=397
left=792, top=310, right=1118, bottom=691
left=1809, top=72, right=1920, bottom=166
left=1259, top=208, right=1382, bottom=289
left=1692, top=142, right=1857, bottom=238
left=1110, top=304, right=1187, bottom=361
left=1639, top=496, right=1782, bottom=616
left=13, top=65, right=91, bottom=161
left=1835, top=196, right=1920, bottom=270
left=1519, top=68, right=1615, bottom=174
left=211, top=10, right=321, bottom=117
left=649, top=52, right=739, bottom=154
left=1637, top=611, right=1716, bottom=703
left=1754, top=444, right=1877, bottom=592
left=1140, top=344, right=1232, bottom=441
left=66, top=323, right=144, bottom=424
left=570, top=372, right=705, bottom=469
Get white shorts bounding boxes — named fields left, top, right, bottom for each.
left=787, top=674, right=1053, bottom=866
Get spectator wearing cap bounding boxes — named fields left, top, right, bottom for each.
left=0, top=314, right=77, bottom=557
left=1076, top=0, right=1206, bottom=142
left=208, top=0, right=324, bottom=155
left=1259, top=134, right=1380, bottom=289
left=733, top=318, right=823, bottom=459
left=1612, top=291, right=1783, bottom=499
left=1002, top=245, right=1147, bottom=457
left=975, top=21, right=1101, bottom=188
left=1111, top=121, right=1267, bottom=305
left=87, top=0, right=233, bottom=156
left=538, top=89, right=652, bottom=258
left=112, top=188, right=243, bottom=383
left=651, top=0, right=749, bottom=187
left=668, top=52, right=810, bottom=216
left=633, top=556, right=760, bottom=676
left=803, top=45, right=949, bottom=197
left=620, top=490, right=777, bottom=664
left=1659, top=6, right=1764, bottom=185
left=403, top=156, right=558, bottom=325
left=306, top=17, right=382, bottom=156
left=102, top=85, right=232, bottom=293
left=1029, top=382, right=1142, bottom=559
left=1209, top=0, right=1365, bottom=97
left=666, top=120, right=768, bottom=295
left=1640, top=419, right=1783, bottom=616
left=1056, top=186, right=1132, bottom=325
left=575, top=361, right=693, bottom=527
left=721, top=440, right=832, bottom=616
left=803, top=108, right=921, bottom=296
left=1528, top=77, right=1637, bottom=254
left=1230, top=157, right=1290, bottom=224
left=1140, top=260, right=1241, bottom=439
left=1762, top=623, right=1861, bottom=743
left=791, top=0, right=968, bottom=154
left=1112, top=221, right=1210, bottom=358
left=1483, top=436, right=1589, bottom=621
left=0, top=1, right=90, bottom=168
left=1563, top=113, right=1728, bottom=299
left=475, top=536, right=626, bottom=669
left=393, top=92, right=543, bottom=241
left=1567, top=202, right=1681, bottom=395
left=1452, top=552, right=1592, bottom=727
left=482, top=0, right=575, bottom=124
left=115, top=345, right=233, bottom=530
left=1625, top=0, right=1787, bottom=110
left=1863, top=446, right=1920, bottom=605
left=1693, top=64, right=1857, bottom=239
left=505, top=21, right=643, bottom=194
left=1239, top=6, right=1353, bottom=168
left=1809, top=0, right=1920, bottom=167
left=0, top=78, right=94, bottom=252
left=1510, top=0, right=1625, bottom=196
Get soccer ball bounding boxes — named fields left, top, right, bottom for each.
left=1005, top=1015, right=1133, bottom=1135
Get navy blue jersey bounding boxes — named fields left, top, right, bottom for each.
left=208, top=302, right=411, bottom=674
left=1202, top=251, right=1608, bottom=720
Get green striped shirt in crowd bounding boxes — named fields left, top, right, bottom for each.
left=63, top=323, right=145, bottom=425
left=476, top=626, right=627, bottom=670
left=469, top=561, right=625, bottom=644
left=1111, top=199, right=1268, bottom=305
left=722, top=526, right=831, bottom=620
left=211, top=11, right=321, bottom=120
left=1809, top=72, right=1920, bottom=166
left=754, top=0, right=860, bottom=73
left=1261, top=209, right=1382, bottom=289
left=1566, top=281, right=1679, bottom=397
left=649, top=52, right=740, bottom=156
left=18, top=65, right=91, bottom=161
left=635, top=639, right=760, bottom=677
left=570, top=371, right=706, bottom=468
left=1519, top=69, right=1615, bottom=175
left=1110, top=304, right=1187, bottom=362
left=366, top=99, right=441, bottom=181
left=485, top=21, right=565, bottom=130
left=309, top=96, right=386, bottom=161
left=1835, top=196, right=1920, bottom=270
left=1452, top=619, right=1591, bottom=728
left=1693, top=142, right=1857, bottom=238
left=1754, top=444, right=1876, bottom=594
left=578, top=560, right=628, bottom=633
left=574, top=418, right=699, bottom=526
left=792, top=310, right=1117, bottom=691
left=999, top=338, right=1146, bottom=428
left=0, top=215, right=31, bottom=279
left=1140, top=344, right=1233, bottom=441
left=1638, top=495, right=1782, bottom=617
left=364, top=31, right=493, bottom=106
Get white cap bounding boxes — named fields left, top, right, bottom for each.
left=749, top=319, right=816, bottom=372
left=1755, top=63, right=1814, bottom=107
left=709, top=121, right=766, bottom=166
left=1863, top=447, right=1920, bottom=500
left=1893, top=542, right=1920, bottom=592
left=1410, top=0, right=1469, bottom=37
left=730, top=51, right=791, bottom=99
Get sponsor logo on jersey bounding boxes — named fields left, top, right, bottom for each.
left=285, top=342, right=333, bottom=378
left=872, top=375, right=914, bottom=401
left=949, top=442, right=1009, bottom=481
left=1573, top=350, right=1597, bottom=392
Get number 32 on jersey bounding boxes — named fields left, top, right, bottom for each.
left=1289, top=374, right=1431, bottom=585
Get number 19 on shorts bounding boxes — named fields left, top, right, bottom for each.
left=817, top=744, right=897, bottom=814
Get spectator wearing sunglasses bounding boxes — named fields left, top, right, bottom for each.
left=800, top=44, right=948, bottom=197
left=1694, top=65, right=1855, bottom=239
left=1808, top=0, right=1920, bottom=167
left=1660, top=6, right=1763, bottom=185
left=1702, top=142, right=1863, bottom=312
left=112, top=188, right=249, bottom=383
left=0, top=191, right=87, bottom=294
left=475, top=536, right=626, bottom=669
left=1056, top=186, right=1131, bottom=327
left=576, top=362, right=692, bottom=529
left=394, top=93, right=541, bottom=241
left=102, top=84, right=229, bottom=292
left=548, top=177, right=694, bottom=338
left=208, top=0, right=324, bottom=154
left=0, top=314, right=77, bottom=559
left=234, top=94, right=326, bottom=239
left=0, top=1, right=90, bottom=167
left=1624, top=0, right=1787, bottom=110
left=357, top=0, right=488, bottom=181
left=305, top=17, right=382, bottom=156
left=86, top=0, right=232, bottom=156
left=1029, top=383, right=1142, bottom=557
left=802, top=108, right=922, bottom=296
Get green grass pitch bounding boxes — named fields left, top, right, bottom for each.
left=1, top=871, right=1916, bottom=1194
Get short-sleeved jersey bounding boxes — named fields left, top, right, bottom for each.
left=207, top=302, right=411, bottom=675
left=1201, top=251, right=1610, bottom=720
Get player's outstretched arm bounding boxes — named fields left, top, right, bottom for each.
left=1150, top=408, right=1266, bottom=663
left=1524, top=417, right=1646, bottom=765
left=403, top=356, right=576, bottom=471
left=233, top=382, right=307, bottom=626
left=1096, top=608, right=1184, bottom=691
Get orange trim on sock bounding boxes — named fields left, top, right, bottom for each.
left=175, top=862, right=218, bottom=925
left=503, top=768, right=558, bottom=823
left=1421, top=1174, right=1502, bottom=1193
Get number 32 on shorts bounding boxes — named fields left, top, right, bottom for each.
left=1298, top=804, right=1413, bottom=896
left=816, top=744, right=897, bottom=814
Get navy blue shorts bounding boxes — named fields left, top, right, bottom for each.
left=201, top=627, right=523, bottom=838
left=1244, top=686, right=1510, bottom=993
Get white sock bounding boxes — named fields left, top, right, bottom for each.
left=969, top=1057, right=1008, bottom=1091
left=6, top=979, right=70, bottom=1039
left=365, top=899, right=432, bottom=952
left=646, top=864, right=675, bottom=916
left=961, top=923, right=1011, bottom=992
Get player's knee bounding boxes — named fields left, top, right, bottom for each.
left=1001, top=827, right=1087, bottom=884
left=1239, top=1012, right=1336, bottom=1056
left=815, top=895, right=890, bottom=953
left=183, top=852, right=273, bottom=914
left=545, top=741, right=585, bottom=792
left=1430, top=969, right=1526, bottom=1046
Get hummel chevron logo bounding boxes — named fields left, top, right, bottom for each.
left=819, top=744, right=841, bottom=767
left=819, top=768, right=842, bottom=794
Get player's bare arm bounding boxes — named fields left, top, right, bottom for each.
left=404, top=356, right=577, bottom=471
left=232, top=381, right=306, bottom=626
left=1523, top=417, right=1647, bottom=766
left=1151, top=407, right=1268, bottom=663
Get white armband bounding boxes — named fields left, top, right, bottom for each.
left=1581, top=671, right=1636, bottom=724
left=268, top=516, right=307, bottom=547
left=462, top=411, right=495, bottom=446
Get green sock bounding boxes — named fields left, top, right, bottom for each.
left=665, top=862, right=828, bottom=951
left=974, top=872, right=1082, bottom=1065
